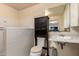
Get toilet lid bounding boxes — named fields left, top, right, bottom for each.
left=31, top=46, right=42, bottom=53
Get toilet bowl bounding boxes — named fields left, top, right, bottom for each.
left=30, top=46, right=42, bottom=56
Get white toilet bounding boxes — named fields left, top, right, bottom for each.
left=30, top=37, right=45, bottom=56
left=30, top=46, right=42, bottom=56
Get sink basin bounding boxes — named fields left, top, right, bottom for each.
left=59, top=36, right=71, bottom=39
left=57, top=35, right=72, bottom=41
left=49, top=35, right=72, bottom=43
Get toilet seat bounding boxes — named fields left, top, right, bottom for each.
left=30, top=46, right=42, bottom=56
left=31, top=46, right=42, bottom=53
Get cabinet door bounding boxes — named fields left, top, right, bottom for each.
left=70, top=3, right=79, bottom=26
left=64, top=4, right=70, bottom=28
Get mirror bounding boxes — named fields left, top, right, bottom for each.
left=45, top=4, right=70, bottom=32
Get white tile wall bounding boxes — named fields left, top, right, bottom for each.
left=6, top=28, right=34, bottom=56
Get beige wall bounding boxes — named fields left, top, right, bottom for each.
left=0, top=3, right=65, bottom=28
left=49, top=15, right=64, bottom=31
left=19, top=3, right=66, bottom=28
left=0, top=4, right=19, bottom=27
left=0, top=3, right=66, bottom=28
left=0, top=3, right=34, bottom=56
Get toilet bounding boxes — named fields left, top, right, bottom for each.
left=30, top=46, right=42, bottom=56
left=30, top=37, right=45, bottom=56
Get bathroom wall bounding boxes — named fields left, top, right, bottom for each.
left=49, top=15, right=64, bottom=31
left=0, top=4, right=19, bottom=56
left=0, top=4, right=34, bottom=56
left=19, top=3, right=66, bottom=28
left=6, top=27, right=34, bottom=56
left=0, top=4, right=19, bottom=27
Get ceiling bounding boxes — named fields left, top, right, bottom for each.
left=47, top=4, right=66, bottom=16
left=5, top=3, right=38, bottom=10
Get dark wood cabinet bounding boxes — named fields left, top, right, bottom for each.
left=35, top=16, right=49, bottom=36
left=34, top=16, right=49, bottom=56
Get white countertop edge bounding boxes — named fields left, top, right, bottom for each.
left=52, top=39, right=79, bottom=44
